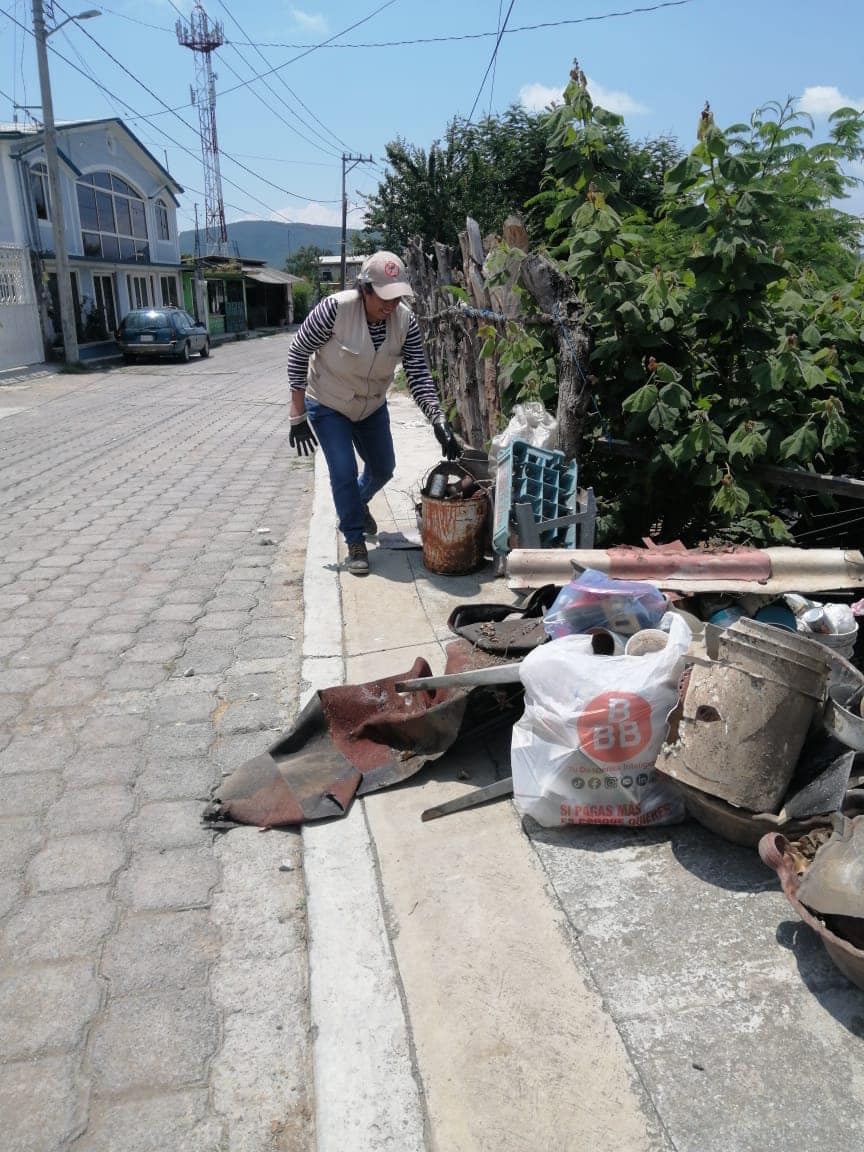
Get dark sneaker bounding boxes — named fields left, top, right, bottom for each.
left=346, top=541, right=369, bottom=576
left=363, top=505, right=378, bottom=536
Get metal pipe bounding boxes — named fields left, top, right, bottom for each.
left=506, top=547, right=864, bottom=595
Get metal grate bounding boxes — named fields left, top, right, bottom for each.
left=0, top=246, right=29, bottom=307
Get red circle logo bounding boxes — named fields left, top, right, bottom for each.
left=576, top=692, right=652, bottom=763
left=383, top=260, right=400, bottom=278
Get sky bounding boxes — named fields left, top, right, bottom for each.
left=2, top=0, right=864, bottom=238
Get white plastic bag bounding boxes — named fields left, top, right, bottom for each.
left=512, top=614, right=690, bottom=828
left=490, top=402, right=558, bottom=460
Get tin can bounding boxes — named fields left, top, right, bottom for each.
left=427, top=473, right=447, bottom=499
left=802, top=606, right=831, bottom=635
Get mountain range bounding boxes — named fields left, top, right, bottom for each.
left=177, top=220, right=361, bottom=269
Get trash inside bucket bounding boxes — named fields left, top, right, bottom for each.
left=421, top=491, right=488, bottom=575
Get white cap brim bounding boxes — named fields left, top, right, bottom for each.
left=373, top=282, right=414, bottom=300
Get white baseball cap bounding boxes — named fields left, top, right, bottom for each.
left=358, top=251, right=414, bottom=300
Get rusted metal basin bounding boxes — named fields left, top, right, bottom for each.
left=760, top=829, right=864, bottom=992
left=670, top=777, right=864, bottom=848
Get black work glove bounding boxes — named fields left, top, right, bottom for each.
left=432, top=416, right=460, bottom=461
left=289, top=414, right=318, bottom=457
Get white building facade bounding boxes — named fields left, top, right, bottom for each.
left=0, top=117, right=184, bottom=370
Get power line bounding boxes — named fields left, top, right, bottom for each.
left=216, top=44, right=342, bottom=159
left=87, top=0, right=696, bottom=50
left=0, top=4, right=335, bottom=223
left=202, top=0, right=400, bottom=102
left=216, top=0, right=354, bottom=155
left=233, top=1, right=698, bottom=50
left=49, top=1, right=341, bottom=203
left=467, top=0, right=515, bottom=123
left=163, top=0, right=343, bottom=161
left=488, top=0, right=503, bottom=115
left=93, top=3, right=170, bottom=33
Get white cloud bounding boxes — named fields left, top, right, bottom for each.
left=519, top=77, right=648, bottom=117
left=291, top=8, right=328, bottom=34
left=586, top=77, right=649, bottom=116
left=519, top=83, right=564, bottom=112
left=268, top=203, right=367, bottom=228
left=799, top=85, right=864, bottom=118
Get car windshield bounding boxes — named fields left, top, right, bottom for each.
left=123, top=311, right=172, bottom=331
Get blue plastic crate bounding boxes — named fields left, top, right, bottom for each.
left=492, top=440, right=581, bottom=554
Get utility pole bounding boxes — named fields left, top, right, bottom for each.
left=31, top=2, right=100, bottom=365
left=340, top=152, right=373, bottom=289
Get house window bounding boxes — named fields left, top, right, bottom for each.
left=77, top=171, right=149, bottom=263
left=156, top=199, right=170, bottom=242
left=127, top=274, right=149, bottom=309
left=160, top=275, right=179, bottom=307
left=30, top=163, right=51, bottom=221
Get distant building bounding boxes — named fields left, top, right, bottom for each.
left=181, top=255, right=301, bottom=336
left=317, top=253, right=364, bottom=286
left=0, top=117, right=184, bottom=369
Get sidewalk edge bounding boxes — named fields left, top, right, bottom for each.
left=300, top=450, right=426, bottom=1152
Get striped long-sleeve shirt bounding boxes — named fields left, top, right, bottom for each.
left=287, top=293, right=444, bottom=423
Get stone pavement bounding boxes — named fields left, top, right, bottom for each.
left=0, top=336, right=315, bottom=1151
left=302, top=391, right=864, bottom=1152
left=5, top=344, right=864, bottom=1152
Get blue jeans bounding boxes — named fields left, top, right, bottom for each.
left=305, top=399, right=396, bottom=545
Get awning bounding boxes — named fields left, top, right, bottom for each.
left=243, top=268, right=302, bottom=286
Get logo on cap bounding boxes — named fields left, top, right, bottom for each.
left=383, top=260, right=400, bottom=278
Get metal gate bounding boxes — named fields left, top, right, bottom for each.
left=0, top=245, right=44, bottom=370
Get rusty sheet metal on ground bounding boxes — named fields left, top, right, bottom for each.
left=203, top=641, right=523, bottom=829
left=506, top=545, right=864, bottom=594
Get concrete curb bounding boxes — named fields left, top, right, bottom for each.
left=300, top=450, right=426, bottom=1152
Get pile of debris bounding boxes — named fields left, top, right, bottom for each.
left=206, top=521, right=864, bottom=992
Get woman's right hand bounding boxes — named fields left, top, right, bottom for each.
left=289, top=414, right=318, bottom=457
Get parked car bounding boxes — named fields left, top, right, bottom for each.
left=116, top=308, right=210, bottom=363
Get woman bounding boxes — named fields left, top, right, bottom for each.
left=287, top=250, right=459, bottom=575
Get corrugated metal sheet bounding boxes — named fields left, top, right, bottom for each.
left=244, top=267, right=301, bottom=285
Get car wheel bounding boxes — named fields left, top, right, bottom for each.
left=179, top=342, right=191, bottom=363
left=199, top=340, right=210, bottom=359
left=121, top=353, right=133, bottom=364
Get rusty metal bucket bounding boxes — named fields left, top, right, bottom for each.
left=421, top=489, right=489, bottom=575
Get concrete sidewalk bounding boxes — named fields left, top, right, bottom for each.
left=300, top=392, right=864, bottom=1152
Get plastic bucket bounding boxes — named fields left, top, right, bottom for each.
left=421, top=491, right=488, bottom=575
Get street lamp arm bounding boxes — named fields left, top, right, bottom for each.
left=45, top=9, right=100, bottom=38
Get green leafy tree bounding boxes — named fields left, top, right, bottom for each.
left=362, top=106, right=551, bottom=251
left=524, top=66, right=864, bottom=543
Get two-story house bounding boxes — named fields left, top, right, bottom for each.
left=0, top=117, right=184, bottom=370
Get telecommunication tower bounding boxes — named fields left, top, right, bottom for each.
left=176, top=3, right=228, bottom=257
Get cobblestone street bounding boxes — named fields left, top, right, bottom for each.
left=0, top=335, right=316, bottom=1151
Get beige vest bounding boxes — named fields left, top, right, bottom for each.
left=306, top=289, right=412, bottom=421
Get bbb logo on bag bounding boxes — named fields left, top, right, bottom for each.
left=576, top=692, right=652, bottom=763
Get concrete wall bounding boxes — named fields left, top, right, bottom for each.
left=0, top=245, right=44, bottom=371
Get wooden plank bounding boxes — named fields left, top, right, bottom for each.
left=759, top=465, right=864, bottom=501
left=593, top=440, right=864, bottom=500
